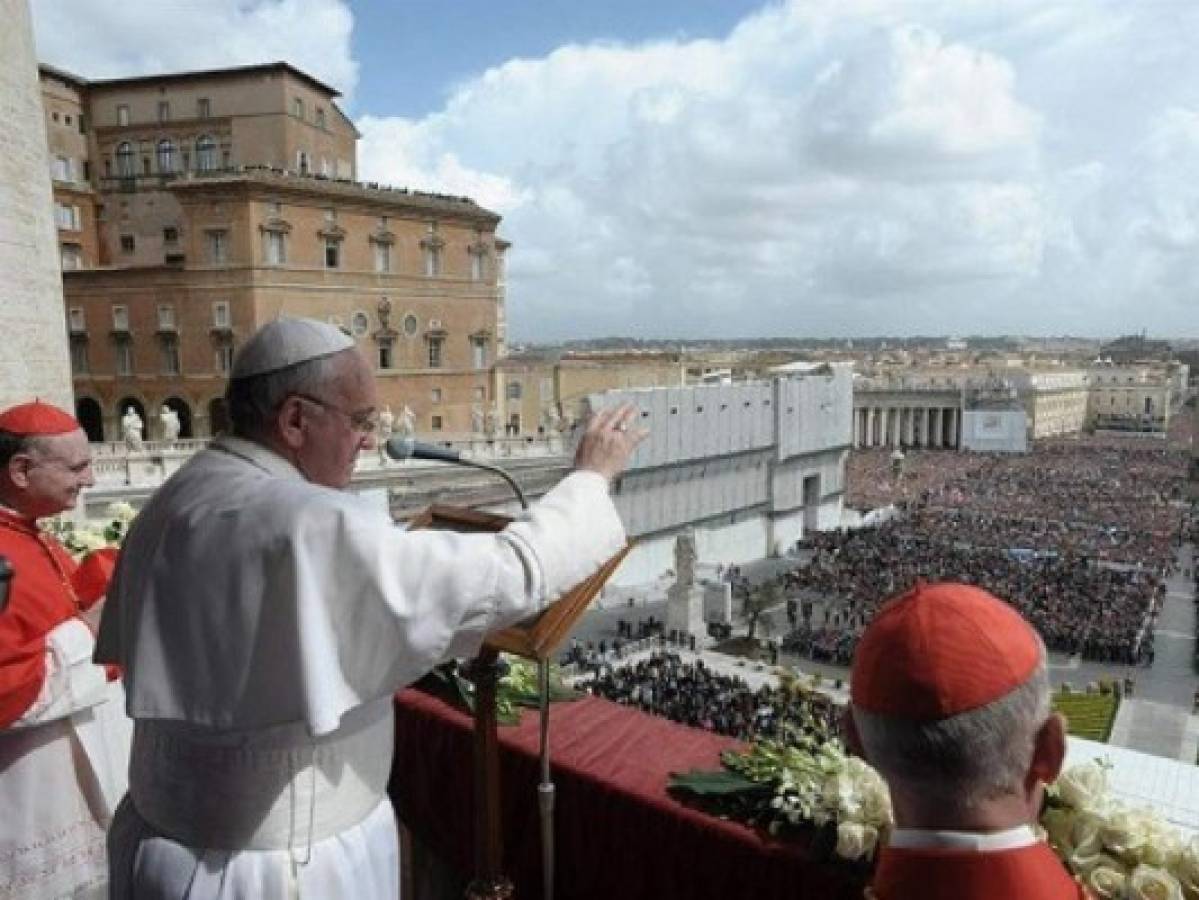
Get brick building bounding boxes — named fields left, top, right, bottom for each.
left=39, top=61, right=508, bottom=440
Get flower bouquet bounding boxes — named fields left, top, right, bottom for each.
left=44, top=501, right=136, bottom=558
left=1042, top=758, right=1199, bottom=899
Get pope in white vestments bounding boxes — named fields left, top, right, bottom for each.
left=95, top=318, right=644, bottom=899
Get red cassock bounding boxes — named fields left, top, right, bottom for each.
left=868, top=842, right=1092, bottom=900
left=0, top=509, right=116, bottom=726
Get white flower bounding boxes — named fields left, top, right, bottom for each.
left=1128, top=864, right=1184, bottom=900
left=1084, top=858, right=1128, bottom=899
left=1100, top=808, right=1149, bottom=860
left=1056, top=761, right=1109, bottom=811
left=834, top=822, right=878, bottom=862
left=106, top=501, right=136, bottom=523
left=1171, top=837, right=1199, bottom=898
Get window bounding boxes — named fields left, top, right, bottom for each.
left=216, top=343, right=234, bottom=374
left=157, top=139, right=176, bottom=173
left=507, top=382, right=523, bottom=401
left=196, top=135, right=217, bottom=172
left=470, top=251, right=485, bottom=281
left=293, top=97, right=304, bottom=119
left=373, top=241, right=390, bottom=273
left=428, top=337, right=444, bottom=368
left=403, top=314, right=419, bottom=337
left=431, top=415, right=443, bottom=431
left=161, top=338, right=180, bottom=375
left=316, top=107, right=326, bottom=129
left=378, top=340, right=394, bottom=369
left=157, top=305, right=176, bottom=330
left=120, top=234, right=135, bottom=254
left=115, top=342, right=133, bottom=376
left=470, top=335, right=487, bottom=369
left=207, top=230, right=228, bottom=264
left=116, top=142, right=135, bottom=177
left=297, top=151, right=310, bottom=175
left=424, top=243, right=441, bottom=277
left=112, top=305, right=129, bottom=330
left=68, top=308, right=85, bottom=332
left=265, top=231, right=286, bottom=265
left=324, top=238, right=340, bottom=268
left=60, top=244, right=82, bottom=270
left=55, top=203, right=80, bottom=229
left=431, top=388, right=442, bottom=404
left=212, top=301, right=231, bottom=328
left=117, top=104, right=129, bottom=126
left=158, top=101, right=170, bottom=122
left=70, top=341, right=88, bottom=375
left=163, top=227, right=179, bottom=244
left=197, top=98, right=211, bottom=118
left=351, top=311, right=370, bottom=337
left=52, top=156, right=73, bottom=182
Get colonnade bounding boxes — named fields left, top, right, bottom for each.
left=852, top=405, right=960, bottom=449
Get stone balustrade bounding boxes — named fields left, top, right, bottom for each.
left=88, top=434, right=570, bottom=489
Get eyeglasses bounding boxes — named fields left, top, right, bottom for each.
left=293, top=393, right=380, bottom=435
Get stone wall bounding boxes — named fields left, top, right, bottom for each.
left=0, top=0, right=73, bottom=410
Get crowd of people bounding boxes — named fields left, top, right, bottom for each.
left=791, top=426, right=1195, bottom=667
left=586, top=651, right=841, bottom=743
left=782, top=527, right=1165, bottom=665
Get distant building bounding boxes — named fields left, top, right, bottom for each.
left=39, top=62, right=507, bottom=440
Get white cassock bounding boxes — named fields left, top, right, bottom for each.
left=95, top=436, right=626, bottom=899
left=0, top=622, right=130, bottom=900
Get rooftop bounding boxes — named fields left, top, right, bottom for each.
left=39, top=60, right=341, bottom=98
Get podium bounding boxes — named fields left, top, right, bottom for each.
left=409, top=504, right=631, bottom=900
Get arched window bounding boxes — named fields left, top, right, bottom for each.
left=115, top=141, right=135, bottom=177
left=195, top=135, right=217, bottom=172
left=156, top=139, right=176, bottom=173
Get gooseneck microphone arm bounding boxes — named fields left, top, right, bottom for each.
left=383, top=436, right=528, bottom=510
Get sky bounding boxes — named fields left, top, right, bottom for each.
left=30, top=0, right=1199, bottom=342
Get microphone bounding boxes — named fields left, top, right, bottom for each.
left=384, top=436, right=462, bottom=464
left=383, top=435, right=527, bottom=510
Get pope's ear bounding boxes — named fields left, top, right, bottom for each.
left=275, top=396, right=307, bottom=449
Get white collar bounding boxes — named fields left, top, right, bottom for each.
left=212, top=436, right=305, bottom=482
left=888, top=825, right=1038, bottom=853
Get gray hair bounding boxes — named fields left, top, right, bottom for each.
left=225, top=352, right=346, bottom=440
left=853, top=655, right=1050, bottom=812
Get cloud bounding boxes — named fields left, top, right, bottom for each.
left=31, top=0, right=357, bottom=103
left=357, top=3, right=1068, bottom=339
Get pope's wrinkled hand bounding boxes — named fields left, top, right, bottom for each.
left=573, top=403, right=648, bottom=483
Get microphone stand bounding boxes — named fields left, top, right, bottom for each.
left=459, top=462, right=558, bottom=900
left=391, top=441, right=557, bottom=900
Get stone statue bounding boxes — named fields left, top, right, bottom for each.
left=158, top=405, right=180, bottom=442
left=122, top=406, right=144, bottom=452
left=471, top=404, right=484, bottom=435
left=484, top=403, right=499, bottom=439
left=666, top=529, right=705, bottom=640
left=377, top=404, right=395, bottom=462
left=397, top=404, right=416, bottom=438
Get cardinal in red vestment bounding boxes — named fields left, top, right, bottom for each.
left=846, top=580, right=1092, bottom=900
left=0, top=401, right=131, bottom=899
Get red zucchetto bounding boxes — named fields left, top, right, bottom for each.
left=851, top=580, right=1042, bottom=721
left=0, top=401, right=80, bottom=436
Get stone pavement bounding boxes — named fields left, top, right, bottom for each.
left=1106, top=542, right=1198, bottom=762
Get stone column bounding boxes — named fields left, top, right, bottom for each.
left=905, top=408, right=916, bottom=446
left=930, top=408, right=942, bottom=447
left=948, top=407, right=959, bottom=448
left=0, top=0, right=73, bottom=411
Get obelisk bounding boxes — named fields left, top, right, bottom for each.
left=0, top=0, right=73, bottom=410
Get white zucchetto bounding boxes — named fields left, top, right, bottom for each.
left=231, top=317, right=356, bottom=379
